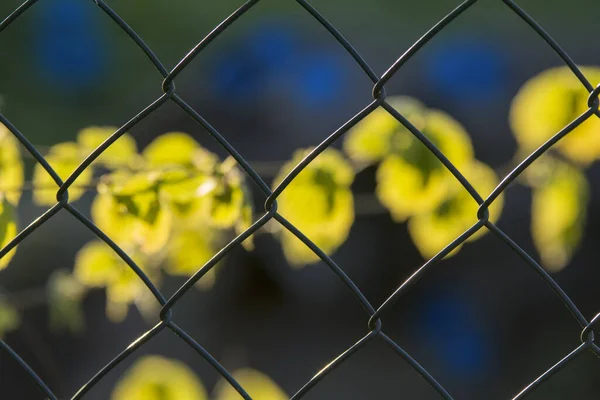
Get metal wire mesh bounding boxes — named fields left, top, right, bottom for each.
left=1, top=0, right=600, bottom=399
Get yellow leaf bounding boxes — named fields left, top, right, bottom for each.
left=77, top=126, right=139, bottom=168
left=206, top=180, right=244, bottom=228
left=408, top=161, right=503, bottom=259
left=0, top=196, right=18, bottom=270
left=142, top=132, right=218, bottom=171
left=0, top=301, right=19, bottom=338
left=343, top=96, right=426, bottom=165
left=274, top=148, right=355, bottom=266
left=32, top=142, right=92, bottom=205
left=165, top=228, right=218, bottom=290
left=374, top=103, right=474, bottom=221
left=74, top=241, right=123, bottom=287
left=235, top=202, right=254, bottom=251
left=73, top=240, right=157, bottom=323
left=93, top=172, right=173, bottom=254
left=510, top=66, right=600, bottom=166
left=0, top=125, right=24, bottom=205
left=112, top=355, right=207, bottom=400
left=214, top=368, right=287, bottom=400
left=531, top=159, right=588, bottom=272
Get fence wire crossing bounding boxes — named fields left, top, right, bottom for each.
left=1, top=0, right=600, bottom=399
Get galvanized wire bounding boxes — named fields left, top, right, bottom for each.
left=0, top=0, right=599, bottom=399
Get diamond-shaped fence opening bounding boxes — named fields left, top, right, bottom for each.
left=1, top=0, right=600, bottom=399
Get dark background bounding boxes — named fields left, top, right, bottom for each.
left=1, top=0, right=600, bottom=398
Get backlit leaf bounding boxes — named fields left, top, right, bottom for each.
left=0, top=125, right=24, bottom=205
left=73, top=240, right=157, bottom=323
left=112, top=355, right=207, bottom=400
left=531, top=159, right=588, bottom=271
left=0, top=196, right=18, bottom=270
left=510, top=66, right=600, bottom=166
left=408, top=161, right=502, bottom=259
left=373, top=101, right=474, bottom=221
left=274, top=148, right=355, bottom=266
left=32, top=142, right=92, bottom=205
left=93, top=172, right=172, bottom=254
left=214, top=368, right=287, bottom=400
left=343, top=96, right=426, bottom=165
left=0, top=301, right=19, bottom=338
left=142, top=132, right=217, bottom=172
left=165, top=228, right=218, bottom=289
left=77, top=126, right=139, bottom=168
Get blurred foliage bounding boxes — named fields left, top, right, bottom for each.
left=61, top=131, right=254, bottom=321
left=344, top=96, right=500, bottom=259
left=510, top=66, right=600, bottom=271
left=214, top=368, right=287, bottom=400
left=272, top=148, right=355, bottom=266
left=0, top=300, right=20, bottom=338
left=111, top=354, right=285, bottom=400
left=111, top=355, right=207, bottom=400
left=0, top=125, right=24, bottom=205
left=47, top=269, right=85, bottom=334
left=1, top=59, right=599, bottom=392
left=510, top=66, right=600, bottom=166
left=526, top=157, right=588, bottom=272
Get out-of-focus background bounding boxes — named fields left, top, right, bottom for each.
left=1, top=0, right=600, bottom=398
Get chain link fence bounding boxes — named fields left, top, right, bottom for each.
left=1, top=0, right=600, bottom=399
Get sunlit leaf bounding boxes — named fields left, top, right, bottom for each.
left=77, top=126, right=139, bottom=168
left=510, top=66, right=600, bottom=166
left=47, top=269, right=85, bottom=334
left=531, top=159, right=588, bottom=271
left=74, top=241, right=123, bottom=287
left=235, top=200, right=254, bottom=251
left=274, top=148, right=355, bottom=266
left=214, top=368, right=287, bottom=400
left=93, top=172, right=172, bottom=254
left=0, top=300, right=19, bottom=338
left=344, top=96, right=426, bottom=165
left=374, top=102, right=474, bottom=221
left=32, top=142, right=92, bottom=205
left=0, top=196, right=18, bottom=270
left=206, top=180, right=244, bottom=228
left=408, top=161, right=503, bottom=259
left=142, top=132, right=218, bottom=171
left=73, top=240, right=158, bottom=323
left=0, top=125, right=24, bottom=205
left=165, top=228, right=218, bottom=290
left=112, top=355, right=207, bottom=400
